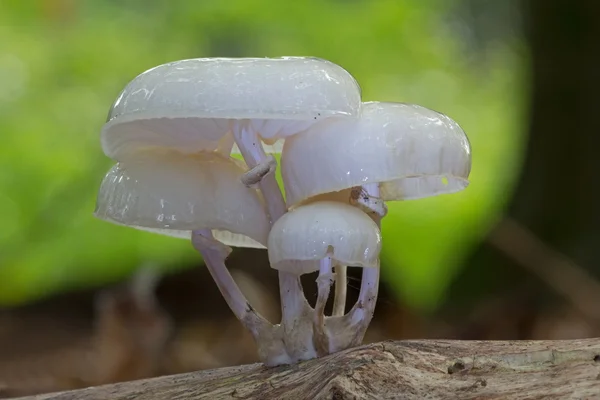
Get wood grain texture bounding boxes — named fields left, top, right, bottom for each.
left=13, top=338, right=600, bottom=399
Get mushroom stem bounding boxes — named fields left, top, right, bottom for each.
left=315, top=257, right=334, bottom=318
left=313, top=256, right=334, bottom=355
left=332, top=264, right=347, bottom=316
left=191, top=229, right=270, bottom=337
left=349, top=265, right=380, bottom=336
left=348, top=183, right=383, bottom=341
left=233, top=125, right=286, bottom=220
left=231, top=123, right=308, bottom=327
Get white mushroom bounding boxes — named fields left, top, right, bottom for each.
left=102, top=57, right=361, bottom=160
left=279, top=101, right=472, bottom=346
left=267, top=201, right=381, bottom=273
left=281, top=101, right=471, bottom=207
left=95, top=149, right=270, bottom=248
left=95, top=56, right=472, bottom=367
left=267, top=200, right=381, bottom=340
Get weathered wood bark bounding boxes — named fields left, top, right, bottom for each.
left=14, top=338, right=600, bottom=399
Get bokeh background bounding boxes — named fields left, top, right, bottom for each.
left=1, top=0, right=598, bottom=397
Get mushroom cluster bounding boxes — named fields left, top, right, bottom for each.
left=94, top=57, right=471, bottom=366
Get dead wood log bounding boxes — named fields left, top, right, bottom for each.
left=13, top=338, right=600, bottom=399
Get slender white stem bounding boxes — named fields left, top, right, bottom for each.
left=191, top=229, right=269, bottom=337
left=232, top=124, right=286, bottom=221
left=312, top=256, right=333, bottom=356
left=231, top=122, right=307, bottom=326
left=332, top=264, right=347, bottom=316
left=349, top=183, right=382, bottom=336
left=315, top=257, right=333, bottom=316
left=350, top=267, right=379, bottom=325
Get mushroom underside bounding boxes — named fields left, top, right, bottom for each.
left=272, top=255, right=379, bottom=275
left=290, top=174, right=469, bottom=208
left=103, top=116, right=334, bottom=158
left=93, top=216, right=266, bottom=249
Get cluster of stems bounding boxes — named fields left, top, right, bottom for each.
left=191, top=122, right=384, bottom=365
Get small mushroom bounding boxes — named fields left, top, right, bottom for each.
left=281, top=101, right=471, bottom=207
left=95, top=149, right=269, bottom=248
left=102, top=57, right=361, bottom=161
left=280, top=101, right=471, bottom=345
left=268, top=201, right=381, bottom=273
left=267, top=200, right=381, bottom=347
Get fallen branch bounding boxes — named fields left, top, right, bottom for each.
left=16, top=338, right=600, bottom=399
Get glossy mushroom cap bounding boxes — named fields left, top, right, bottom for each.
left=102, top=57, right=362, bottom=159
left=95, top=150, right=270, bottom=248
left=267, top=201, right=381, bottom=274
left=281, top=102, right=471, bottom=207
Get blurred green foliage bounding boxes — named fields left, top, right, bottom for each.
left=0, top=0, right=524, bottom=310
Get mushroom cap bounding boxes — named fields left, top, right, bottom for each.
left=281, top=101, right=471, bottom=207
left=267, top=201, right=381, bottom=274
left=94, top=149, right=269, bottom=248
left=102, top=57, right=362, bottom=159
